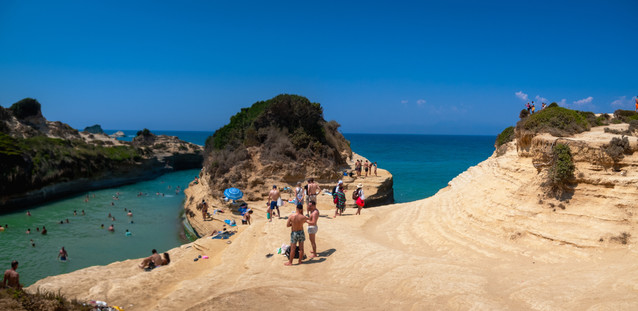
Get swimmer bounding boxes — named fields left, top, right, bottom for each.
left=81, top=210, right=85, bottom=216
left=30, top=239, right=35, bottom=247
left=65, top=218, right=69, bottom=223
left=60, top=220, right=63, bottom=224
left=111, top=202, right=115, bottom=206
left=26, top=211, right=31, bottom=216
left=124, top=208, right=127, bottom=212
left=73, top=210, right=77, bottom=216
left=58, top=247, right=68, bottom=261
left=108, top=224, right=114, bottom=232
left=127, top=211, right=133, bottom=217
left=41, top=226, right=47, bottom=235
left=108, top=213, right=112, bottom=218
left=36, top=227, right=39, bottom=232
left=125, top=229, right=131, bottom=236
left=111, top=217, right=116, bottom=221
left=26, top=228, right=30, bottom=234
left=130, top=220, right=134, bottom=224
left=101, top=224, right=104, bottom=229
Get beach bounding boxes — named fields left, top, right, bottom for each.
left=28, top=130, right=638, bottom=310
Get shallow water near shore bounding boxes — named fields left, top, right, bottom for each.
left=0, top=169, right=199, bottom=286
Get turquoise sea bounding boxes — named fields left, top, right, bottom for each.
left=0, top=131, right=496, bottom=286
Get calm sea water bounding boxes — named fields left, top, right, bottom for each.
left=0, top=131, right=495, bottom=286
left=344, top=134, right=496, bottom=203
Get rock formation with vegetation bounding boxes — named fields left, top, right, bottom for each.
left=201, top=94, right=352, bottom=199
left=0, top=98, right=203, bottom=210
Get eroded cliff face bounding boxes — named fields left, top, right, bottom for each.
left=0, top=106, right=203, bottom=210
left=487, top=123, right=638, bottom=249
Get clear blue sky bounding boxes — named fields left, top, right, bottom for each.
left=1, top=0, right=636, bottom=135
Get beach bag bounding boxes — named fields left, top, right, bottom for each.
left=285, top=245, right=301, bottom=259
left=356, top=197, right=365, bottom=207
left=352, top=189, right=360, bottom=200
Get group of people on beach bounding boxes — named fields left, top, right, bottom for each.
left=354, top=160, right=377, bottom=177
left=262, top=172, right=367, bottom=266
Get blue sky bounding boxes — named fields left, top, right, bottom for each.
left=1, top=0, right=636, bottom=135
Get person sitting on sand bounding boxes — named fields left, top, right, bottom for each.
left=58, top=247, right=68, bottom=261
left=162, top=252, right=170, bottom=265
left=139, top=249, right=164, bottom=269
left=285, top=204, right=307, bottom=266
left=3, top=260, right=22, bottom=290
left=242, top=210, right=253, bottom=225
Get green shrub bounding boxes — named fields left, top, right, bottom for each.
left=516, top=106, right=589, bottom=137
left=604, top=136, right=631, bottom=162
left=546, top=143, right=575, bottom=194
left=548, top=102, right=559, bottom=108
left=495, top=126, right=515, bottom=147
left=519, top=109, right=530, bottom=119
left=9, top=98, right=41, bottom=119
left=136, top=128, right=152, bottom=137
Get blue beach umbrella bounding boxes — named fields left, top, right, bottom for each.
left=223, top=187, right=243, bottom=201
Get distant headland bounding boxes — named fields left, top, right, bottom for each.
left=0, top=98, right=204, bottom=210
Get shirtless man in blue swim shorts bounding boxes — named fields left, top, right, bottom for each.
left=285, top=204, right=307, bottom=266
left=268, top=185, right=281, bottom=218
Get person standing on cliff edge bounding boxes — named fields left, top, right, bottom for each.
left=635, top=96, right=638, bottom=112
left=268, top=185, right=281, bottom=219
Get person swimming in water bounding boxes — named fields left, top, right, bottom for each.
left=58, top=247, right=68, bottom=261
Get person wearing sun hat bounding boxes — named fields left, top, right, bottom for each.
left=354, top=183, right=365, bottom=215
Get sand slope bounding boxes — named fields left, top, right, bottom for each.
left=29, top=129, right=638, bottom=310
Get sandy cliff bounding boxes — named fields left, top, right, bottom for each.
left=28, top=124, right=638, bottom=310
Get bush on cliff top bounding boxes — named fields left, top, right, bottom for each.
left=495, top=126, right=515, bottom=147
left=516, top=106, right=589, bottom=137
left=9, top=98, right=41, bottom=119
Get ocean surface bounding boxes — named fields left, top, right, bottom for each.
left=0, top=131, right=496, bottom=286
left=344, top=134, right=496, bottom=203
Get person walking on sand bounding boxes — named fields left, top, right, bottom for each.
left=355, top=160, right=362, bottom=177
left=268, top=185, right=281, bottom=218
left=354, top=183, right=365, bottom=215
left=334, top=184, right=346, bottom=217
left=306, top=200, right=320, bottom=258
left=306, top=178, right=321, bottom=209
left=3, top=260, right=22, bottom=290
left=285, top=204, right=307, bottom=266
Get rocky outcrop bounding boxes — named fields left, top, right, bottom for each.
left=83, top=124, right=104, bottom=134
left=0, top=99, right=204, bottom=210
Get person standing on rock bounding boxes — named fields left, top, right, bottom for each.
left=354, top=183, right=365, bottom=215
left=355, top=160, right=362, bottom=177
left=306, top=200, right=320, bottom=258
left=374, top=162, right=378, bottom=176
left=268, top=185, right=281, bottom=219
left=364, top=160, right=370, bottom=177
left=201, top=199, right=208, bottom=221
left=285, top=204, right=307, bottom=266
left=306, top=178, right=321, bottom=209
